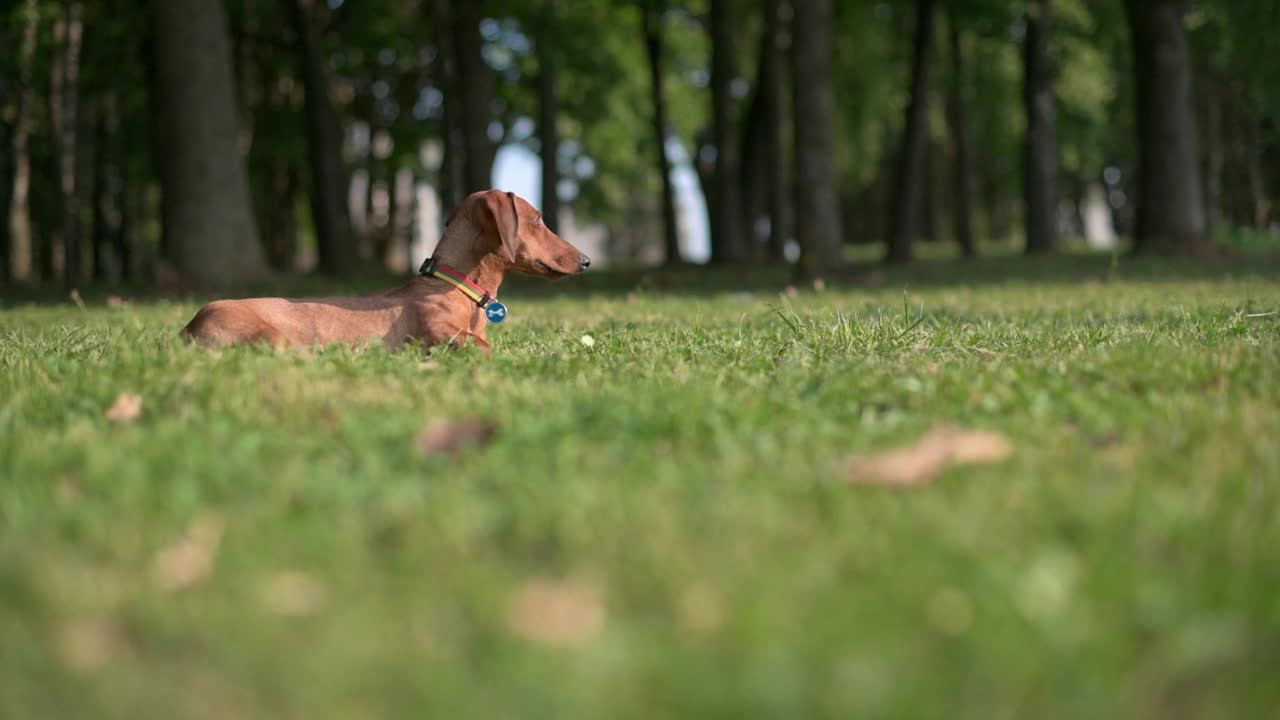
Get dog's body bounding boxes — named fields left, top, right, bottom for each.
left=182, top=190, right=589, bottom=352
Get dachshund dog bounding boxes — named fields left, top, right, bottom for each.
left=181, top=190, right=589, bottom=353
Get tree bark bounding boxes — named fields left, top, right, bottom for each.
left=91, top=99, right=110, bottom=281
left=8, top=0, right=40, bottom=284
left=1201, top=66, right=1224, bottom=235
left=739, top=0, right=790, bottom=261
left=454, top=0, right=497, bottom=194
left=1023, top=0, right=1058, bottom=254
left=1124, top=0, right=1206, bottom=254
left=0, top=46, right=12, bottom=282
left=537, top=0, right=561, bottom=231
left=51, top=1, right=85, bottom=287
left=887, top=0, right=937, bottom=264
left=790, top=0, right=841, bottom=283
left=945, top=9, right=975, bottom=258
left=147, top=0, right=270, bottom=286
left=643, top=0, right=681, bottom=266
left=431, top=0, right=465, bottom=213
left=708, top=0, right=744, bottom=264
left=286, top=0, right=356, bottom=274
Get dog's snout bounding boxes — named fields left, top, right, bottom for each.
left=578, top=254, right=591, bottom=269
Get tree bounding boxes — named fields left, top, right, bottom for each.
left=286, top=0, right=356, bottom=274
left=538, top=0, right=561, bottom=231
left=642, top=0, right=681, bottom=266
left=148, top=0, right=270, bottom=285
left=51, top=0, right=85, bottom=286
left=7, top=0, right=39, bottom=284
left=707, top=0, right=744, bottom=264
left=1024, top=0, right=1058, bottom=254
left=887, top=0, right=937, bottom=264
left=945, top=6, right=974, bottom=258
left=1124, top=0, right=1206, bottom=254
left=740, top=0, right=788, bottom=261
left=791, top=0, right=841, bottom=283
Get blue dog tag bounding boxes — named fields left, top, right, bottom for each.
left=485, top=301, right=508, bottom=325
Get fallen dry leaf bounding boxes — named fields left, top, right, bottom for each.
left=106, top=295, right=128, bottom=308
left=506, top=578, right=606, bottom=649
left=845, top=426, right=1013, bottom=488
left=105, top=393, right=143, bottom=423
left=151, top=513, right=225, bottom=592
left=418, top=419, right=499, bottom=457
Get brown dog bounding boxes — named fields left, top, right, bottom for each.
left=181, top=189, right=589, bottom=352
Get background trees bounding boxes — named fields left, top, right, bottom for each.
left=0, top=0, right=1274, bottom=289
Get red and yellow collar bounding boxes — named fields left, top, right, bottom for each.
left=419, top=257, right=494, bottom=308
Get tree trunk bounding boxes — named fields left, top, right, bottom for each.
left=887, top=0, right=937, bottom=264
left=51, top=1, right=85, bottom=287
left=740, top=0, right=789, bottom=261
left=454, top=0, right=497, bottom=194
left=431, top=0, right=465, bottom=213
left=1201, top=67, right=1224, bottom=235
left=286, top=0, right=356, bottom=274
left=8, top=0, right=40, bottom=284
left=91, top=99, right=110, bottom=281
left=261, top=160, right=300, bottom=271
left=1244, top=114, right=1270, bottom=229
left=537, top=0, right=561, bottom=231
left=0, top=51, right=11, bottom=282
left=148, top=0, right=270, bottom=286
left=708, top=0, right=744, bottom=264
left=114, top=118, right=132, bottom=282
left=1023, top=0, right=1058, bottom=254
left=643, top=0, right=681, bottom=266
left=790, top=0, right=842, bottom=283
left=1124, top=0, right=1206, bottom=254
left=945, top=10, right=975, bottom=258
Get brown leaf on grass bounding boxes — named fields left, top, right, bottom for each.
left=106, top=295, right=128, bottom=308
left=506, top=578, right=606, bottom=649
left=105, top=393, right=143, bottom=423
left=418, top=419, right=499, bottom=457
left=845, top=426, right=1013, bottom=488
left=151, top=513, right=225, bottom=592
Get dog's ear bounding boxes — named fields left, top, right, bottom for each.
left=480, top=191, right=521, bottom=262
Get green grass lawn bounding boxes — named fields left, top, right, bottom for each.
left=2, top=255, right=1279, bottom=718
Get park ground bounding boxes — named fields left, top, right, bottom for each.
left=2, top=251, right=1279, bottom=718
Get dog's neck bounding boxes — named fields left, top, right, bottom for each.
left=420, top=216, right=510, bottom=299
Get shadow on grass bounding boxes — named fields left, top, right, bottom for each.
left=3, top=250, right=1278, bottom=308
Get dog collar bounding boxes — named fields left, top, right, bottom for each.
left=419, top=258, right=508, bottom=324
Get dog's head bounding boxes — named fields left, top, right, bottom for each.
left=455, top=190, right=590, bottom=278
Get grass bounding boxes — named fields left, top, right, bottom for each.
left=2, top=254, right=1279, bottom=718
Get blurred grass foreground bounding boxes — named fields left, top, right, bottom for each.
left=2, top=255, right=1279, bottom=718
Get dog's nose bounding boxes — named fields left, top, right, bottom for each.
left=579, top=254, right=591, bottom=269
